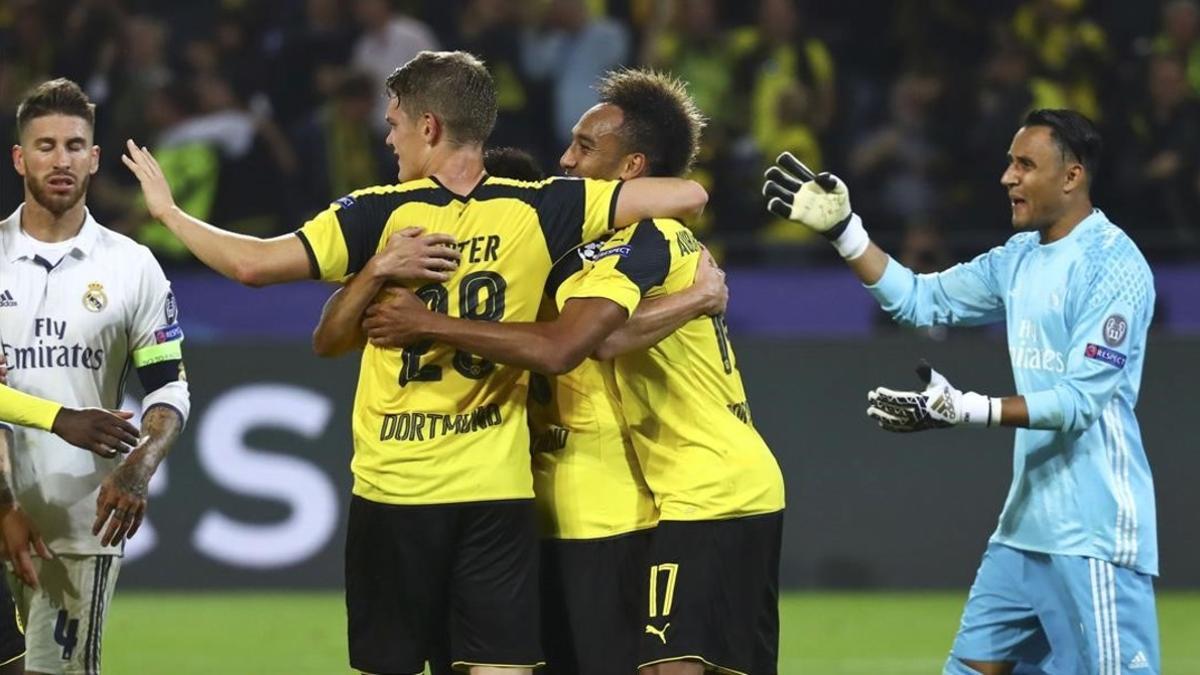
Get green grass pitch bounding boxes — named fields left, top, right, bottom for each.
left=103, top=591, right=1200, bottom=673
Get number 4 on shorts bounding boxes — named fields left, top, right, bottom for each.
left=55, top=609, right=79, bottom=660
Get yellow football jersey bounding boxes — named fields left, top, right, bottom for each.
left=0, top=384, right=60, bottom=431
left=296, top=176, right=621, bottom=505
left=528, top=252, right=659, bottom=540
left=563, top=219, right=786, bottom=521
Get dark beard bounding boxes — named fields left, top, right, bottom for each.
left=27, top=171, right=90, bottom=216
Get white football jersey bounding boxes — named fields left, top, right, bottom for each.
left=0, top=205, right=187, bottom=555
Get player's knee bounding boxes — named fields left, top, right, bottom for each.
left=943, top=656, right=988, bottom=675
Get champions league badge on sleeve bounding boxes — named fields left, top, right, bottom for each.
left=83, top=282, right=107, bottom=312
left=165, top=291, right=179, bottom=323
left=576, top=240, right=631, bottom=263
left=577, top=240, right=606, bottom=262
left=1085, top=343, right=1127, bottom=369
left=154, top=323, right=184, bottom=343
left=594, top=245, right=632, bottom=261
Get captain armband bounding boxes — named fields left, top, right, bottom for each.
left=132, top=338, right=191, bottom=427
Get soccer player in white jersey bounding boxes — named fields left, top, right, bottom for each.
left=764, top=109, right=1159, bottom=675
left=1, top=79, right=189, bottom=675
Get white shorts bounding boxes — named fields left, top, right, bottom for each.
left=5, top=555, right=121, bottom=675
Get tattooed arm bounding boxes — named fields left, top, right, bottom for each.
left=92, top=405, right=182, bottom=547
left=0, top=429, right=52, bottom=587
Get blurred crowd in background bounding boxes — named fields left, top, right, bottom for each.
left=2, top=0, right=1198, bottom=270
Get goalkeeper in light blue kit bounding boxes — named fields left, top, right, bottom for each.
left=764, top=109, right=1158, bottom=675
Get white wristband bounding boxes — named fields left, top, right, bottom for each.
left=143, top=380, right=191, bottom=429
left=960, top=392, right=1001, bottom=428
left=832, top=214, right=869, bottom=260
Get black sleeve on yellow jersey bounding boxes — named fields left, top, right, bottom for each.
left=470, top=178, right=622, bottom=264
left=612, top=220, right=670, bottom=293
left=533, top=178, right=623, bottom=262
left=557, top=221, right=670, bottom=316
left=338, top=191, right=441, bottom=275
left=295, top=189, right=446, bottom=280
left=545, top=245, right=587, bottom=299
left=295, top=229, right=321, bottom=280
left=533, top=179, right=587, bottom=262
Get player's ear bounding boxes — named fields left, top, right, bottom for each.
left=422, top=112, right=440, bottom=146
left=90, top=144, right=100, bottom=175
left=1063, top=161, right=1085, bottom=194
left=619, top=152, right=647, bottom=181
left=11, top=144, right=25, bottom=177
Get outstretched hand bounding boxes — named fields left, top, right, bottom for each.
left=867, top=362, right=997, bottom=431
left=762, top=152, right=851, bottom=235
left=52, top=408, right=140, bottom=458
left=121, top=139, right=176, bottom=221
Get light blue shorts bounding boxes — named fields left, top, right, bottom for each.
left=944, top=542, right=1159, bottom=675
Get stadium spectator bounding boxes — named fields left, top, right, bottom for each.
left=90, top=14, right=171, bottom=173
left=638, top=0, right=734, bottom=237
left=520, top=0, right=631, bottom=146
left=175, top=7, right=272, bottom=118
left=642, top=0, right=733, bottom=130
left=874, top=219, right=958, bottom=340
left=112, top=72, right=298, bottom=259
left=728, top=0, right=837, bottom=244
left=2, top=0, right=1200, bottom=263
left=1011, top=0, right=1110, bottom=121
left=848, top=71, right=948, bottom=231
left=288, top=70, right=393, bottom=219
left=52, top=0, right=125, bottom=91
left=113, top=80, right=222, bottom=262
left=967, top=40, right=1038, bottom=225
left=262, top=0, right=358, bottom=127
left=1152, top=0, right=1200, bottom=94
left=0, top=1, right=53, bottom=113
left=457, top=0, right=546, bottom=159
left=1124, top=55, right=1200, bottom=246
left=351, top=0, right=438, bottom=133
left=892, top=0, right=999, bottom=75
left=194, top=72, right=300, bottom=240
left=735, top=0, right=837, bottom=149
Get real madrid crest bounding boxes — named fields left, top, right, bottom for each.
left=83, top=282, right=107, bottom=312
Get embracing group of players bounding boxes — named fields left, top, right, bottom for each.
left=122, top=51, right=785, bottom=675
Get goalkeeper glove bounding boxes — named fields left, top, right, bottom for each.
left=866, top=362, right=1001, bottom=432
left=762, top=152, right=869, bottom=259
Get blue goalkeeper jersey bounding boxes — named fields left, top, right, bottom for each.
left=868, top=209, right=1157, bottom=575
